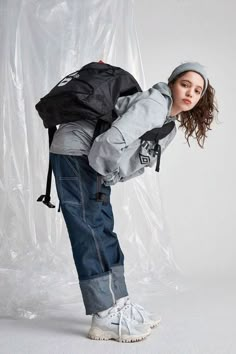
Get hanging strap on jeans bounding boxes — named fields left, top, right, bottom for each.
left=37, top=126, right=57, bottom=208
left=95, top=175, right=108, bottom=204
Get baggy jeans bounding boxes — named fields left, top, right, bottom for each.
left=50, top=153, right=128, bottom=315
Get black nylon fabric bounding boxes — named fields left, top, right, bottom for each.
left=35, top=62, right=142, bottom=128
left=140, top=121, right=175, bottom=142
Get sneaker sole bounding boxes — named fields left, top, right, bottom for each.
left=149, top=318, right=161, bottom=329
left=88, top=327, right=151, bottom=342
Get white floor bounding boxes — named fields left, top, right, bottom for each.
left=0, top=278, right=235, bottom=354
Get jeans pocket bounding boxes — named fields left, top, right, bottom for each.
left=59, top=177, right=81, bottom=205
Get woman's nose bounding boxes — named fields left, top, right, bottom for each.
left=186, top=90, right=193, bottom=98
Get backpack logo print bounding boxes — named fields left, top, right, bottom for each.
left=139, top=154, right=150, bottom=165
left=58, top=77, right=72, bottom=87
left=58, top=73, right=80, bottom=87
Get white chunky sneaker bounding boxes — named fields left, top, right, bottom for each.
left=118, top=298, right=161, bottom=329
left=88, top=305, right=151, bottom=342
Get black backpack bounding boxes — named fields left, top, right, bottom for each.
left=35, top=61, right=175, bottom=208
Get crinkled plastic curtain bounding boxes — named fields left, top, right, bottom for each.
left=0, top=0, right=181, bottom=319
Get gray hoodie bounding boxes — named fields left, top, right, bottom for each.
left=87, top=82, right=177, bottom=185
left=50, top=82, right=177, bottom=185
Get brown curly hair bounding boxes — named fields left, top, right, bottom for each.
left=169, top=72, right=219, bottom=148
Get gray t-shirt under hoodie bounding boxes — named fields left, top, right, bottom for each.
left=49, top=119, right=97, bottom=156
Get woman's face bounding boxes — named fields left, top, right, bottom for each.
left=169, top=71, right=204, bottom=116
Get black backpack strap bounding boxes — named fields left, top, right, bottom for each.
left=92, top=116, right=113, bottom=203
left=152, top=143, right=162, bottom=172
left=92, top=116, right=113, bottom=144
left=37, top=126, right=57, bottom=208
left=140, top=121, right=175, bottom=173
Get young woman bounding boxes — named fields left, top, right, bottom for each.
left=49, top=62, right=217, bottom=342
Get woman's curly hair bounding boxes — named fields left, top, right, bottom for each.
left=169, top=72, right=219, bottom=148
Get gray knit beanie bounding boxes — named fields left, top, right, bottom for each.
left=168, top=62, right=208, bottom=96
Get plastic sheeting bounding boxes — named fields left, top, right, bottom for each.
left=0, top=0, right=183, bottom=319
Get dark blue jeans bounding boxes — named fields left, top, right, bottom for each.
left=50, top=153, right=128, bottom=314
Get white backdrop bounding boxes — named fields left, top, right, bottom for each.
left=134, top=0, right=236, bottom=281
left=0, top=0, right=182, bottom=319
left=0, top=1, right=235, bottom=353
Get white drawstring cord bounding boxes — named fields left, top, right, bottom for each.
left=124, top=301, right=149, bottom=323
left=118, top=310, right=131, bottom=342
left=131, top=303, right=146, bottom=322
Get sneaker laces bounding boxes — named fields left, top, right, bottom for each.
left=108, top=304, right=132, bottom=341
left=124, top=299, right=148, bottom=323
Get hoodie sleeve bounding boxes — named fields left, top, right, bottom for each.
left=88, top=125, right=126, bottom=176
left=88, top=89, right=168, bottom=176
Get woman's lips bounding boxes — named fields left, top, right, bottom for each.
left=183, top=99, right=192, bottom=104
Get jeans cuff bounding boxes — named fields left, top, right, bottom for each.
left=110, top=264, right=128, bottom=300
left=80, top=272, right=114, bottom=315
left=79, top=265, right=128, bottom=315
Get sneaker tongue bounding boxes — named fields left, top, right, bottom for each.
left=125, top=298, right=131, bottom=305
left=108, top=304, right=120, bottom=314
left=116, top=296, right=130, bottom=308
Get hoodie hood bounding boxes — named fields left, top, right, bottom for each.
left=152, top=82, right=175, bottom=119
